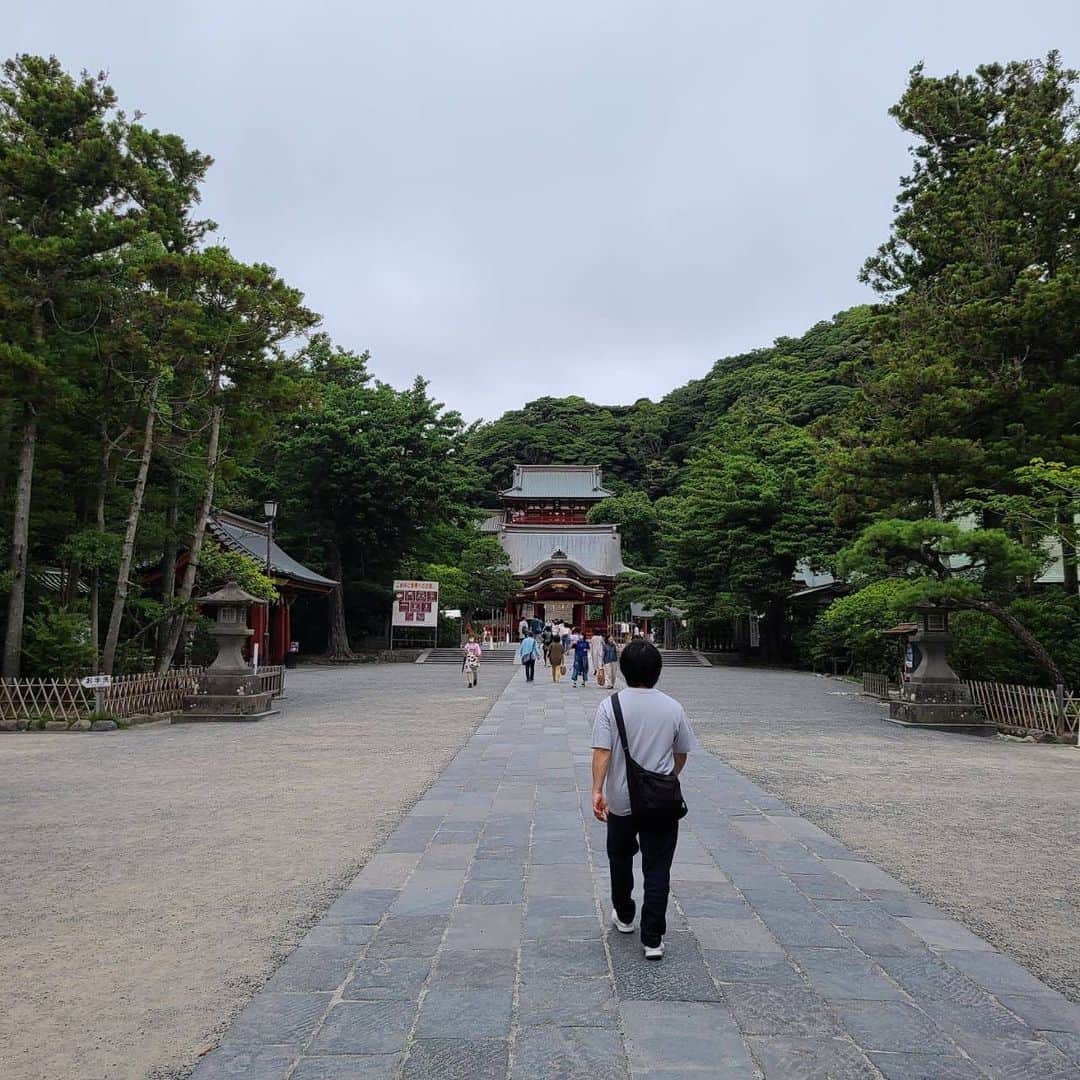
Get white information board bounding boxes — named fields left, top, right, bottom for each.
left=392, top=580, right=439, bottom=628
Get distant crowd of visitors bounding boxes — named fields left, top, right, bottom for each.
left=462, top=618, right=655, bottom=690
left=521, top=620, right=622, bottom=688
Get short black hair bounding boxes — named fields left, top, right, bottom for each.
left=619, top=639, right=662, bottom=688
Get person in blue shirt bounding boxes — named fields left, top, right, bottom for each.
left=571, top=630, right=591, bottom=687
left=518, top=633, right=540, bottom=682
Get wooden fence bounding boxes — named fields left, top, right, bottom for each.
left=965, top=681, right=1078, bottom=739
left=862, top=671, right=1079, bottom=738
left=256, top=665, right=285, bottom=698
left=1, top=665, right=285, bottom=726
left=861, top=672, right=897, bottom=700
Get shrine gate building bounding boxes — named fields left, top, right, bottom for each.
left=484, top=465, right=627, bottom=634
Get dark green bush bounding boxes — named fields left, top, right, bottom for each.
left=21, top=605, right=97, bottom=678
left=948, top=593, right=1080, bottom=689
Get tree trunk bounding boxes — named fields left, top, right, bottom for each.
left=2, top=407, right=38, bottom=677
left=101, top=377, right=160, bottom=674
left=63, top=556, right=80, bottom=609
left=930, top=475, right=945, bottom=521
left=0, top=400, right=13, bottom=509
left=156, top=468, right=181, bottom=662
left=88, top=426, right=114, bottom=661
left=1060, top=519, right=1078, bottom=597
left=951, top=597, right=1066, bottom=686
left=157, top=374, right=223, bottom=673
left=325, top=538, right=354, bottom=658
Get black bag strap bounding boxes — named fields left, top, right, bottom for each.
left=610, top=692, right=634, bottom=766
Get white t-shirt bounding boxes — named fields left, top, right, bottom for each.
left=591, top=688, right=696, bottom=817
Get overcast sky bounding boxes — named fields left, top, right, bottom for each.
left=9, top=1, right=1078, bottom=422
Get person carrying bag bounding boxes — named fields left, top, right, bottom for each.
left=518, top=633, right=539, bottom=682
left=610, top=692, right=688, bottom=824
left=591, top=641, right=695, bottom=961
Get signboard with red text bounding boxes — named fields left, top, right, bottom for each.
left=392, top=580, right=439, bottom=628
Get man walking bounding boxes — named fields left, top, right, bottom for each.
left=591, top=641, right=695, bottom=959
left=518, top=633, right=539, bottom=682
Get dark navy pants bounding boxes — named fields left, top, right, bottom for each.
left=606, top=812, right=679, bottom=947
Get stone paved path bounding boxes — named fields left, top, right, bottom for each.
left=194, top=670, right=1080, bottom=1079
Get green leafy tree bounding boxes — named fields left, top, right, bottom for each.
left=972, top=458, right=1080, bottom=594
left=587, top=491, right=659, bottom=567
left=809, top=579, right=912, bottom=675
left=830, top=54, right=1080, bottom=520
left=266, top=336, right=470, bottom=656
left=837, top=518, right=1066, bottom=684
left=0, top=55, right=211, bottom=674
left=155, top=249, right=317, bottom=670
left=406, top=529, right=515, bottom=623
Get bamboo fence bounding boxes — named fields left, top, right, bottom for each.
left=1, top=665, right=285, bottom=726
left=862, top=671, right=1078, bottom=738
left=965, top=680, right=1078, bottom=738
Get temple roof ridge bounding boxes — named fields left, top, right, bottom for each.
left=499, top=463, right=614, bottom=500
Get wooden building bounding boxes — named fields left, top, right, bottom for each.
left=486, top=466, right=626, bottom=634
left=206, top=511, right=337, bottom=664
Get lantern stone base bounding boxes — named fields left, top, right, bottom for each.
left=888, top=681, right=994, bottom=736
left=175, top=671, right=278, bottom=723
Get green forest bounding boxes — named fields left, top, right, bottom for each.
left=2, top=53, right=1078, bottom=686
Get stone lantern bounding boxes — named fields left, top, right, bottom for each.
left=175, top=580, right=278, bottom=723
left=202, top=580, right=260, bottom=673
left=889, top=604, right=992, bottom=736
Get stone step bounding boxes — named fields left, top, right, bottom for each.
left=419, top=648, right=710, bottom=666
left=420, top=649, right=518, bottom=664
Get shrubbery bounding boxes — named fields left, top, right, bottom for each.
left=808, top=580, right=911, bottom=676
left=948, top=594, right=1080, bottom=689
left=809, top=583, right=1080, bottom=688
left=21, top=606, right=97, bottom=678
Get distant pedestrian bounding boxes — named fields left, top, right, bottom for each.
left=548, top=637, right=565, bottom=683
left=519, top=633, right=539, bottom=682
left=591, top=641, right=695, bottom=960
left=541, top=625, right=553, bottom=666
left=560, top=622, right=571, bottom=651
left=518, top=617, right=530, bottom=641
left=602, top=635, right=619, bottom=690
left=571, top=632, right=590, bottom=687
left=589, top=630, right=605, bottom=681
left=462, top=635, right=482, bottom=688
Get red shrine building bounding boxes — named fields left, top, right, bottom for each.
left=483, top=465, right=627, bottom=634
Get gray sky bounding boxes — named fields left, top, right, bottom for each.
left=9, top=1, right=1078, bottom=422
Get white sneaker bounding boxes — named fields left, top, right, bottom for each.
left=643, top=941, right=665, bottom=961
left=611, top=909, right=634, bottom=934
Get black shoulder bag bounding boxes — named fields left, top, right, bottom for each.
left=610, top=692, right=688, bottom=824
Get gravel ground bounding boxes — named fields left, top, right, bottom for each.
left=665, top=665, right=1080, bottom=1003
left=0, top=662, right=514, bottom=1080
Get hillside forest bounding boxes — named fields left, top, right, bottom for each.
left=1, top=53, right=1078, bottom=686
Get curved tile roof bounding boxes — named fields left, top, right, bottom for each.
left=210, top=510, right=338, bottom=592
left=500, top=465, right=613, bottom=500
left=498, top=524, right=627, bottom=579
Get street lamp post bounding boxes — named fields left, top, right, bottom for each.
left=263, top=500, right=278, bottom=664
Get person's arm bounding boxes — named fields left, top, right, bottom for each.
left=591, top=748, right=611, bottom=821
left=673, top=706, right=695, bottom=776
